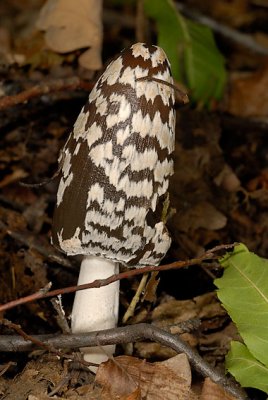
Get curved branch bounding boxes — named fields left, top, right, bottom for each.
left=0, top=323, right=247, bottom=399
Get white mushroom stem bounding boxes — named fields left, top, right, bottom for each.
left=71, top=255, right=119, bottom=372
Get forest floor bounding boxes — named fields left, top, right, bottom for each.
left=0, top=1, right=268, bottom=399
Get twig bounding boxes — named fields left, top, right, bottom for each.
left=176, top=2, right=268, bottom=55
left=51, top=296, right=71, bottom=334
left=0, top=323, right=247, bottom=399
left=0, top=244, right=235, bottom=313
left=0, top=77, right=93, bottom=111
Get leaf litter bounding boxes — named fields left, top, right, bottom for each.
left=1, top=0, right=268, bottom=399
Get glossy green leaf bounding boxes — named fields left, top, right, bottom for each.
left=215, top=244, right=268, bottom=393
left=226, top=341, right=268, bottom=394
left=215, top=243, right=268, bottom=368
left=144, top=0, right=226, bottom=105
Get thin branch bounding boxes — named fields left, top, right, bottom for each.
left=176, top=2, right=268, bottom=55
left=51, top=297, right=71, bottom=334
left=0, top=77, right=93, bottom=111
left=0, top=323, right=247, bottom=400
left=0, top=244, right=235, bottom=313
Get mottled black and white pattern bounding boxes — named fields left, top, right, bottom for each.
left=52, top=43, right=175, bottom=266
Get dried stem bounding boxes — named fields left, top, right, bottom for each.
left=0, top=244, right=235, bottom=313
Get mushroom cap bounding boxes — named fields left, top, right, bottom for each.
left=52, top=43, right=175, bottom=266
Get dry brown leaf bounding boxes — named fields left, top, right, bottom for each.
left=152, top=292, right=224, bottom=326
left=36, top=0, right=102, bottom=70
left=214, top=165, right=241, bottom=193
left=161, top=353, right=192, bottom=387
left=143, top=272, right=160, bottom=303
left=152, top=298, right=197, bottom=325
left=120, top=387, right=142, bottom=400
left=195, top=292, right=226, bottom=319
left=96, top=357, right=137, bottom=398
left=177, top=201, right=227, bottom=232
left=228, top=65, right=268, bottom=117
left=95, top=354, right=197, bottom=400
left=199, top=322, right=240, bottom=350
left=200, top=377, right=239, bottom=400
left=134, top=341, right=177, bottom=360
left=134, top=293, right=228, bottom=360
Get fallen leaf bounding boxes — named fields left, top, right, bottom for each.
left=143, top=272, right=160, bottom=303
left=195, top=292, right=227, bottom=319
left=96, top=357, right=137, bottom=398
left=95, top=354, right=197, bottom=400
left=36, top=0, right=102, bottom=70
left=228, top=65, right=268, bottom=117
left=200, top=377, right=239, bottom=400
left=152, top=292, right=224, bottom=326
left=200, top=322, right=240, bottom=352
left=214, top=165, right=241, bottom=192
left=134, top=341, right=177, bottom=360
left=161, top=353, right=192, bottom=387
left=152, top=298, right=197, bottom=324
left=134, top=293, right=230, bottom=361
left=120, top=387, right=142, bottom=400
left=177, top=201, right=227, bottom=232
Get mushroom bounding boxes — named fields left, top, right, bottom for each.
left=51, top=43, right=175, bottom=370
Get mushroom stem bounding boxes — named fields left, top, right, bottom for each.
left=71, top=255, right=119, bottom=371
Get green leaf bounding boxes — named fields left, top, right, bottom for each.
left=144, top=0, right=226, bottom=105
left=215, top=243, right=268, bottom=368
left=226, top=341, right=268, bottom=394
